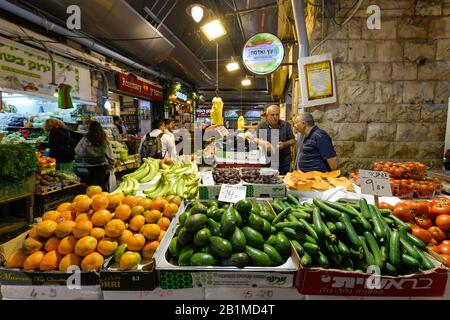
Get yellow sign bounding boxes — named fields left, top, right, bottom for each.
left=304, top=60, right=333, bottom=100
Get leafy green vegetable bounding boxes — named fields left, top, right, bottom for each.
left=0, top=143, right=39, bottom=182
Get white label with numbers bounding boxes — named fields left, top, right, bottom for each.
left=201, top=171, right=215, bottom=186
left=359, top=169, right=392, bottom=197
left=218, top=184, right=247, bottom=203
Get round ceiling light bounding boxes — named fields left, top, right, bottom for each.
left=187, top=4, right=206, bottom=23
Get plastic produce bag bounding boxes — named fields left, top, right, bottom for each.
left=108, top=171, right=117, bottom=192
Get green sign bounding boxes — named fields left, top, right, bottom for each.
left=242, top=33, right=284, bottom=75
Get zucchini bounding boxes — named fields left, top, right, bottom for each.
left=322, top=200, right=358, bottom=217
left=340, top=213, right=362, bottom=248
left=379, top=208, right=393, bottom=217
left=321, top=220, right=337, bottom=242
left=303, top=242, right=320, bottom=254
left=286, top=193, right=300, bottom=206
left=335, top=221, right=346, bottom=233
left=400, top=237, right=422, bottom=261
left=374, top=206, right=392, bottom=235
left=406, top=233, right=426, bottom=250
left=380, top=244, right=388, bottom=262
left=296, top=232, right=318, bottom=244
left=391, top=215, right=409, bottom=229
left=364, top=231, right=383, bottom=268
left=360, top=236, right=375, bottom=266
left=324, top=238, right=339, bottom=256
left=291, top=240, right=304, bottom=256
left=350, top=247, right=364, bottom=259
left=337, top=240, right=350, bottom=256
left=383, top=217, right=395, bottom=226
left=389, top=230, right=401, bottom=268
left=281, top=227, right=298, bottom=240
left=286, top=214, right=300, bottom=223
left=316, top=251, right=330, bottom=268
left=326, top=221, right=337, bottom=234
left=345, top=205, right=373, bottom=231
left=402, top=254, right=421, bottom=270
left=417, top=250, right=435, bottom=270
left=342, top=258, right=354, bottom=270
left=300, top=252, right=312, bottom=267
left=384, top=262, right=398, bottom=276
left=359, top=198, right=371, bottom=219
left=368, top=205, right=386, bottom=241
left=290, top=210, right=311, bottom=220
left=312, top=199, right=342, bottom=219
left=271, top=202, right=284, bottom=214
left=274, top=221, right=304, bottom=232
left=271, top=207, right=291, bottom=225
left=312, top=207, right=325, bottom=239
left=298, top=218, right=319, bottom=242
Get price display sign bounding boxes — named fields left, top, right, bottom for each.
left=201, top=171, right=215, bottom=186
left=359, top=169, right=392, bottom=197
left=218, top=184, right=247, bottom=203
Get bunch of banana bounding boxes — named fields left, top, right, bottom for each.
left=114, top=175, right=139, bottom=196
left=211, top=96, right=224, bottom=125
left=143, top=174, right=170, bottom=199
left=138, top=158, right=160, bottom=183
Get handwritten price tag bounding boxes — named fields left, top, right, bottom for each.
left=218, top=184, right=247, bottom=203
left=359, top=169, right=392, bottom=197
left=201, top=171, right=215, bottom=186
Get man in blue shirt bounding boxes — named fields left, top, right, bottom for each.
left=294, top=113, right=338, bottom=172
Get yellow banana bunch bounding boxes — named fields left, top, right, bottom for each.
left=211, top=97, right=224, bottom=125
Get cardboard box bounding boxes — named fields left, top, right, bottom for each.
left=0, top=231, right=100, bottom=286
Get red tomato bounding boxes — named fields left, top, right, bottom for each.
left=411, top=226, right=433, bottom=244
left=409, top=201, right=429, bottom=216
left=431, top=238, right=439, bottom=246
left=393, top=205, right=415, bottom=222
left=431, top=197, right=450, bottom=207
left=439, top=254, right=450, bottom=267
left=378, top=202, right=394, bottom=210
left=436, top=214, right=450, bottom=231
left=414, top=215, right=433, bottom=229
left=441, top=240, right=450, bottom=246
left=428, top=245, right=441, bottom=253
left=437, top=244, right=450, bottom=254
left=430, top=204, right=450, bottom=218
left=428, top=226, right=447, bottom=242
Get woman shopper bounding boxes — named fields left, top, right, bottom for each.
left=75, top=121, right=115, bottom=190
left=43, top=118, right=82, bottom=171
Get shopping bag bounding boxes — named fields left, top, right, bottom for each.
left=108, top=171, right=117, bottom=192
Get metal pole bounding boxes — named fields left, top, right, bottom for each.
left=291, top=0, right=309, bottom=57
left=216, top=41, right=219, bottom=96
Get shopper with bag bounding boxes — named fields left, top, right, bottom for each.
left=139, top=119, right=175, bottom=161
left=75, top=121, right=115, bottom=190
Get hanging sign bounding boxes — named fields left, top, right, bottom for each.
left=116, top=72, right=163, bottom=101
left=175, top=91, right=187, bottom=101
left=298, top=53, right=337, bottom=107
left=196, top=108, right=211, bottom=117
left=0, top=36, right=92, bottom=102
left=242, top=33, right=284, bottom=75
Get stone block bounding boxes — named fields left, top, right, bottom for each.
left=317, top=122, right=341, bottom=140
left=310, top=109, right=325, bottom=122
left=319, top=40, right=348, bottom=63
left=434, top=82, right=450, bottom=104
left=436, top=39, right=450, bottom=60
left=338, top=158, right=373, bottom=176
left=416, top=3, right=442, bottom=16
left=428, top=123, right=447, bottom=141
left=369, top=63, right=392, bottom=81
left=444, top=4, right=450, bottom=15
left=418, top=61, right=450, bottom=80
left=429, top=17, right=450, bottom=39
left=421, top=104, right=448, bottom=122
left=354, top=142, right=391, bottom=158
left=347, top=18, right=362, bottom=40
left=389, top=142, right=420, bottom=158
left=402, top=81, right=434, bottom=103
left=359, top=104, right=387, bottom=122
left=376, top=41, right=403, bottom=62
left=333, top=141, right=355, bottom=158
left=397, top=22, right=428, bottom=39
left=392, top=62, right=417, bottom=80
left=367, top=123, right=397, bottom=141
left=335, top=63, right=369, bottom=81
left=418, top=142, right=445, bottom=159
left=387, top=104, right=421, bottom=122
left=377, top=0, right=415, bottom=9
left=323, top=104, right=360, bottom=122
left=337, top=81, right=375, bottom=104
left=375, top=82, right=403, bottom=103
left=348, top=40, right=376, bottom=62
left=396, top=123, right=429, bottom=141
left=404, top=41, right=435, bottom=62
left=362, top=19, right=397, bottom=40
left=335, top=123, right=367, bottom=141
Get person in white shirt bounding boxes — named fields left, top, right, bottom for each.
left=139, top=119, right=176, bottom=161
left=164, top=118, right=177, bottom=158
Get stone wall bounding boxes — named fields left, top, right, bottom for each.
left=304, top=0, right=450, bottom=174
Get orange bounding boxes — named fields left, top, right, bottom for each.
left=6, top=250, right=28, bottom=268
left=28, top=226, right=39, bottom=239
left=114, top=204, right=131, bottom=221
left=158, top=230, right=166, bottom=242
left=129, top=215, right=146, bottom=232
left=23, top=237, right=44, bottom=255
left=74, top=236, right=98, bottom=257
left=59, top=253, right=82, bottom=271
left=140, top=224, right=161, bottom=241
left=91, top=194, right=109, bottom=211
left=23, top=251, right=45, bottom=271
left=90, top=209, right=112, bottom=227
left=97, top=238, right=118, bottom=256
left=55, top=220, right=77, bottom=238
left=57, top=210, right=74, bottom=223
left=45, top=237, right=61, bottom=252
left=163, top=203, right=178, bottom=219
left=119, top=230, right=133, bottom=244
left=81, top=252, right=104, bottom=271
left=122, top=195, right=138, bottom=208
left=37, top=220, right=58, bottom=238
left=107, top=192, right=124, bottom=211
left=73, top=220, right=93, bottom=239
left=130, top=205, right=145, bottom=218
left=42, top=210, right=60, bottom=222
left=74, top=195, right=93, bottom=213
left=58, top=236, right=77, bottom=255
left=142, top=241, right=159, bottom=259
left=138, top=198, right=152, bottom=210
left=134, top=196, right=145, bottom=205
left=150, top=199, right=167, bottom=212
left=105, top=219, right=126, bottom=238
left=169, top=195, right=182, bottom=207
left=145, top=210, right=162, bottom=224
left=157, top=217, right=171, bottom=231
left=86, top=185, right=102, bottom=198
left=75, top=213, right=90, bottom=222
left=90, top=227, right=106, bottom=241
left=126, top=233, right=146, bottom=251
left=39, top=250, right=62, bottom=271
left=57, top=202, right=73, bottom=213
left=119, top=251, right=141, bottom=270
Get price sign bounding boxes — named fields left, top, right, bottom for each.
left=201, top=171, right=215, bottom=186
left=218, top=184, right=247, bottom=203
left=359, top=169, right=392, bottom=197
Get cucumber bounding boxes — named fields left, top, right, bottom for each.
left=342, top=258, right=354, bottom=270
left=383, top=217, right=395, bottom=226
left=384, top=262, right=398, bottom=276
left=245, top=245, right=272, bottom=267
left=391, top=215, right=410, bottom=229
left=379, top=208, right=393, bottom=217
left=303, top=242, right=320, bottom=254
left=345, top=205, right=373, bottom=231
left=321, top=220, right=336, bottom=242
left=374, top=206, right=392, bottom=236
left=286, top=193, right=300, bottom=205
left=290, top=210, right=311, bottom=220
left=406, top=233, right=426, bottom=250
left=335, top=221, right=346, bottom=232
left=264, top=244, right=284, bottom=266
left=312, top=207, right=325, bottom=239
left=400, top=237, right=422, bottom=261
left=316, top=251, right=330, bottom=268
left=322, top=200, right=358, bottom=217
left=271, top=207, right=292, bottom=225
left=340, top=213, right=362, bottom=248
left=359, top=198, right=371, bottom=220
left=300, top=252, right=312, bottom=267
left=323, top=238, right=339, bottom=258
left=281, top=227, right=298, bottom=240
left=402, top=254, right=421, bottom=270
left=368, top=205, right=386, bottom=241
left=265, top=235, right=278, bottom=247
left=350, top=247, right=364, bottom=259
left=364, top=231, right=383, bottom=268
left=417, top=250, right=435, bottom=270
left=298, top=218, right=319, bottom=241
left=389, top=230, right=401, bottom=268
left=337, top=240, right=350, bottom=257
left=326, top=221, right=337, bottom=234
left=296, top=232, right=318, bottom=244
left=360, top=236, right=375, bottom=266
left=274, top=232, right=291, bottom=257
left=380, top=244, right=388, bottom=262
left=286, top=214, right=300, bottom=223
left=291, top=240, right=304, bottom=256
left=255, top=209, right=276, bottom=223
left=271, top=202, right=284, bottom=214
left=274, top=221, right=304, bottom=232
left=312, top=199, right=342, bottom=219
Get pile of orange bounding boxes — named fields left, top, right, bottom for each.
left=5, top=186, right=181, bottom=272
